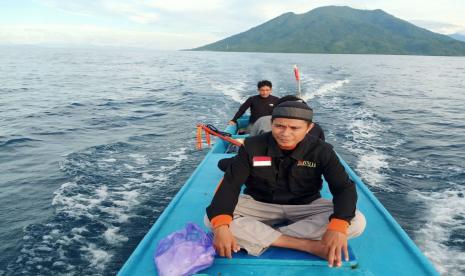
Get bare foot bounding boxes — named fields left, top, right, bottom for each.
left=303, top=240, right=328, bottom=260
left=271, top=234, right=328, bottom=260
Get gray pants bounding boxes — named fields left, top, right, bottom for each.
left=205, top=194, right=366, bottom=256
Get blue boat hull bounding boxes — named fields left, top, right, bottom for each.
left=119, top=119, right=438, bottom=275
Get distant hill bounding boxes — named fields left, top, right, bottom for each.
left=450, top=33, right=465, bottom=42
left=193, top=6, right=465, bottom=56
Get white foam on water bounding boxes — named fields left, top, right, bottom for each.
left=212, top=81, right=248, bottom=103
left=156, top=173, right=169, bottom=182
left=10, top=224, right=87, bottom=274
left=104, top=227, right=128, bottom=245
left=71, top=226, right=88, bottom=235
left=302, top=79, right=350, bottom=101
left=124, top=163, right=135, bottom=169
left=52, top=184, right=109, bottom=219
left=11, top=145, right=193, bottom=274
left=164, top=147, right=189, bottom=162
left=348, top=118, right=379, bottom=140
left=299, top=73, right=319, bottom=86
left=301, top=77, right=390, bottom=191
left=408, top=188, right=465, bottom=275
left=356, top=153, right=390, bottom=190
left=129, top=153, right=149, bottom=165
left=114, top=190, right=139, bottom=205
left=446, top=165, right=465, bottom=173
left=99, top=205, right=130, bottom=223
left=81, top=243, right=112, bottom=271
left=343, top=108, right=392, bottom=191
left=142, top=172, right=154, bottom=180
left=102, top=158, right=116, bottom=162
left=96, top=185, right=108, bottom=199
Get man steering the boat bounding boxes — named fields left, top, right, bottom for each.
left=206, top=100, right=366, bottom=268
left=228, top=80, right=280, bottom=132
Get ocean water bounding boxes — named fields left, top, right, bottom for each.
left=0, top=46, right=464, bottom=275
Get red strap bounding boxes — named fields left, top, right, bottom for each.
left=196, top=126, right=203, bottom=150
left=205, top=131, right=211, bottom=147
left=197, top=124, right=242, bottom=147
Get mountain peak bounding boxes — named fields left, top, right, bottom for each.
left=193, top=6, right=465, bottom=56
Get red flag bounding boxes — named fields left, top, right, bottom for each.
left=253, top=156, right=272, bottom=167
left=294, top=65, right=300, bottom=81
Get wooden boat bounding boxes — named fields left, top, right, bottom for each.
left=118, top=118, right=438, bottom=275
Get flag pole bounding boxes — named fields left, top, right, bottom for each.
left=294, top=65, right=301, bottom=98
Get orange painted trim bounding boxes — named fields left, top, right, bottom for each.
left=211, top=214, right=232, bottom=228
left=205, top=131, right=211, bottom=146
left=327, top=218, right=349, bottom=234
left=196, top=126, right=202, bottom=150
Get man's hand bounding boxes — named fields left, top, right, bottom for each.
left=213, top=225, right=240, bottom=258
left=228, top=120, right=237, bottom=125
left=234, top=138, right=244, bottom=145
left=321, top=229, right=349, bottom=267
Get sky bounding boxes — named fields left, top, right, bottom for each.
left=1, top=0, right=465, bottom=50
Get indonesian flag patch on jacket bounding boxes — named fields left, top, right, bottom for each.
left=253, top=156, right=272, bottom=167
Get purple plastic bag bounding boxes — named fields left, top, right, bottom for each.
left=154, top=223, right=215, bottom=276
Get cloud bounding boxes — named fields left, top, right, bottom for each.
left=37, top=0, right=160, bottom=24
left=36, top=0, right=104, bottom=17
left=143, top=0, right=225, bottom=12
left=0, top=24, right=216, bottom=49
left=12, top=0, right=465, bottom=49
left=127, top=12, right=159, bottom=24
left=36, top=0, right=226, bottom=25
left=410, top=20, right=465, bottom=34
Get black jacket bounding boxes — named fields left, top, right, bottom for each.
left=218, top=123, right=325, bottom=172
left=231, top=95, right=280, bottom=124
left=309, top=123, right=325, bottom=141
left=207, top=132, right=357, bottom=223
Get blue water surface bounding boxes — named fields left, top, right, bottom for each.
left=0, top=46, right=464, bottom=275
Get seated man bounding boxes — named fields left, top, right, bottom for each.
left=206, top=101, right=366, bottom=268
left=218, top=95, right=325, bottom=171
left=229, top=80, right=280, bottom=130
left=249, top=95, right=325, bottom=141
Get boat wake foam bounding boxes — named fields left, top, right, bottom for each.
left=409, top=186, right=465, bottom=275
left=302, top=79, right=350, bottom=101
left=299, top=78, right=392, bottom=191
left=212, top=81, right=248, bottom=103
left=6, top=143, right=190, bottom=275
left=343, top=108, right=393, bottom=191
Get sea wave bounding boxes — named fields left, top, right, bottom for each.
left=409, top=187, right=465, bottom=276
left=343, top=107, right=392, bottom=191
left=0, top=137, right=42, bottom=147
left=302, top=79, right=350, bottom=101
left=6, top=144, right=190, bottom=275
left=212, top=81, right=248, bottom=103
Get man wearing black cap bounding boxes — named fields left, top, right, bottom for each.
left=249, top=95, right=325, bottom=140
left=205, top=100, right=366, bottom=268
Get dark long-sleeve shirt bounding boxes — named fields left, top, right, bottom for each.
left=207, top=132, right=357, bottom=224
left=310, top=123, right=325, bottom=141
left=231, top=95, right=280, bottom=124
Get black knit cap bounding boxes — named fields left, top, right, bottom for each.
left=272, top=101, right=313, bottom=122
